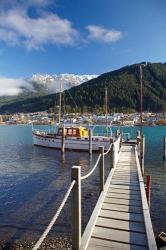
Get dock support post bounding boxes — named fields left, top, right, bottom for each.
left=99, top=146, right=104, bottom=193
left=140, top=136, right=145, bottom=175
left=110, top=139, right=115, bottom=169
left=136, top=134, right=141, bottom=160
left=89, top=128, right=92, bottom=155
left=61, top=126, right=65, bottom=153
left=115, top=130, right=119, bottom=138
left=146, top=175, right=151, bottom=208
left=163, top=136, right=166, bottom=160
left=120, top=132, right=122, bottom=149
left=137, top=131, right=141, bottom=138
left=71, top=166, right=81, bottom=250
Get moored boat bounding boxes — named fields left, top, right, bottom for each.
left=33, top=125, right=112, bottom=151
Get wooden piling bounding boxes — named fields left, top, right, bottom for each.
left=120, top=132, right=122, bottom=149
left=110, top=140, right=115, bottom=169
left=61, top=126, right=65, bottom=153
left=115, top=130, right=119, bottom=138
left=136, top=134, right=141, bottom=160
left=71, top=166, right=81, bottom=250
left=163, top=136, right=166, bottom=160
left=137, top=131, right=141, bottom=138
left=99, top=146, right=104, bottom=193
left=140, top=136, right=145, bottom=175
left=146, top=175, right=151, bottom=208
left=89, top=128, right=92, bottom=155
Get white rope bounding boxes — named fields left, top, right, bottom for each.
left=32, top=180, right=76, bottom=250
left=103, top=143, right=112, bottom=156
left=81, top=154, right=101, bottom=180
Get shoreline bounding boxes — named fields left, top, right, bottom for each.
left=1, top=235, right=72, bottom=250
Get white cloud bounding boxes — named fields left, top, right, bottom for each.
left=0, top=77, right=33, bottom=96
left=0, top=9, right=78, bottom=49
left=27, top=0, right=53, bottom=7
left=0, top=0, right=53, bottom=9
left=86, top=25, right=123, bottom=43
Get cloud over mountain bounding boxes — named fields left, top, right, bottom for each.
left=0, top=77, right=33, bottom=96
left=0, top=74, right=98, bottom=96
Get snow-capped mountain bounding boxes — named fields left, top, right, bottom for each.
left=29, top=73, right=98, bottom=93
left=0, top=74, right=98, bottom=106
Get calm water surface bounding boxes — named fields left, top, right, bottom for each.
left=0, top=125, right=165, bottom=244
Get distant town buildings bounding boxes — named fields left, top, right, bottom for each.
left=0, top=111, right=165, bottom=126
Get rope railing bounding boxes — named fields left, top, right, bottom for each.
left=33, top=131, right=122, bottom=250
left=81, top=154, right=101, bottom=180
left=32, top=180, right=76, bottom=250
left=81, top=134, right=121, bottom=180
left=103, top=143, right=112, bottom=156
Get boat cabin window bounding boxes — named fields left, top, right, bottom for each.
left=73, top=129, right=77, bottom=135
left=57, top=127, right=88, bottom=137
left=57, top=127, right=80, bottom=136
left=66, top=128, right=79, bottom=136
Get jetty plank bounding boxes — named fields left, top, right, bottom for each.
left=88, top=238, right=148, bottom=250
left=80, top=144, right=157, bottom=250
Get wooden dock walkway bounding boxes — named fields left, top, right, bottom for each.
left=80, top=143, right=157, bottom=250
left=32, top=133, right=157, bottom=250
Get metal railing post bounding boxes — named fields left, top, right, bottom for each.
left=71, top=166, right=81, bottom=250
left=89, top=128, right=92, bottom=155
left=99, top=146, right=104, bottom=193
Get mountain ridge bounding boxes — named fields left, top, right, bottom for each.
left=0, top=62, right=166, bottom=114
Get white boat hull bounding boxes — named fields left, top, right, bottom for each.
left=33, top=133, right=111, bottom=151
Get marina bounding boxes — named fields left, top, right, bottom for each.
left=0, top=1, right=165, bottom=249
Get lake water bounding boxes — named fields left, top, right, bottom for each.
left=0, top=125, right=165, bottom=245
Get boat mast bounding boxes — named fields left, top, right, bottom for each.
left=140, top=65, right=143, bottom=135
left=105, top=88, right=108, bottom=136
left=58, top=79, right=62, bottom=124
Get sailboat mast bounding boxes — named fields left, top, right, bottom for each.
left=105, top=88, right=108, bottom=136
left=140, top=65, right=143, bottom=135
left=58, top=79, right=62, bottom=124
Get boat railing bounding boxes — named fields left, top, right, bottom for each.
left=92, top=125, right=112, bottom=137
left=32, top=128, right=54, bottom=135
left=32, top=132, right=122, bottom=250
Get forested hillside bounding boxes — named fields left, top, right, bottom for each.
left=0, top=62, right=166, bottom=114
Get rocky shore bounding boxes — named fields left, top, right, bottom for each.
left=0, top=236, right=72, bottom=250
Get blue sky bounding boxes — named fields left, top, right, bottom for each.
left=0, top=0, right=166, bottom=79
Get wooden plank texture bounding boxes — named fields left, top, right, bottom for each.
left=102, top=202, right=143, bottom=213
left=92, top=227, right=147, bottom=246
left=81, top=144, right=156, bottom=250
left=96, top=217, right=146, bottom=233
left=88, top=238, right=148, bottom=250
left=100, top=209, right=144, bottom=222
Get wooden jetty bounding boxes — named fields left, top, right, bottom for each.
left=80, top=142, right=157, bottom=250
left=33, top=132, right=157, bottom=250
